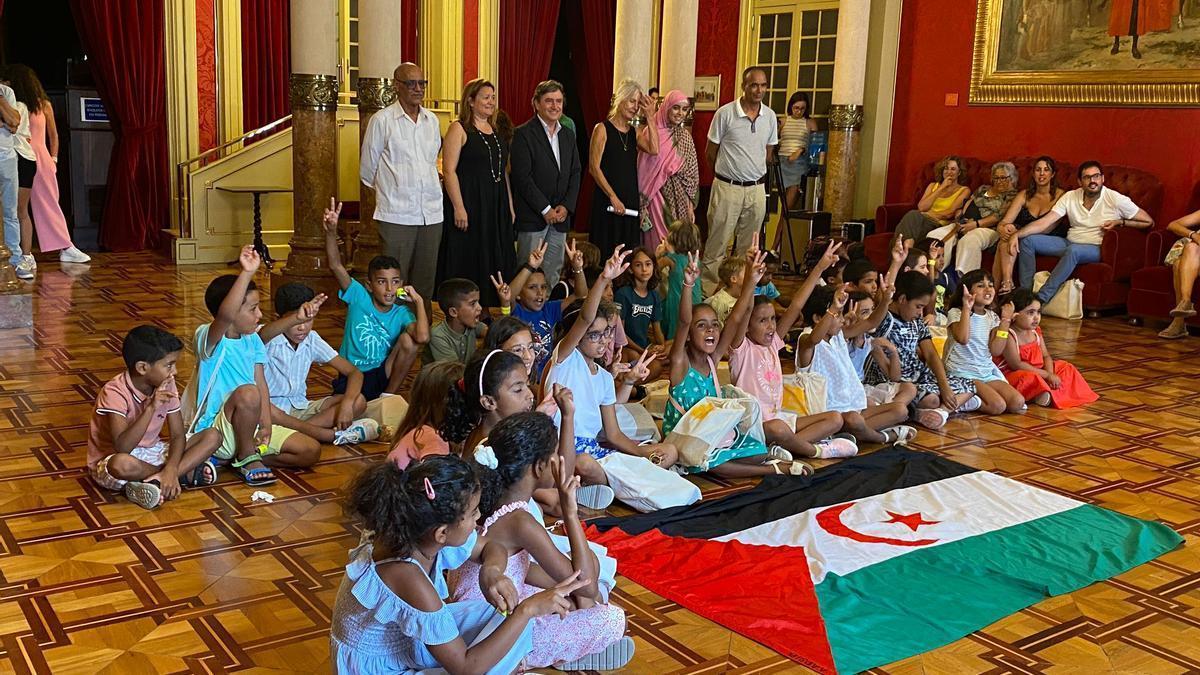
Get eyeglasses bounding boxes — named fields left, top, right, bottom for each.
left=506, top=343, right=545, bottom=359
left=399, top=79, right=428, bottom=90
left=583, top=328, right=615, bottom=343
left=992, top=175, right=1013, bottom=181
left=1080, top=172, right=1103, bottom=181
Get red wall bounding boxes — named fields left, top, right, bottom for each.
left=888, top=0, right=1200, bottom=221
left=693, top=0, right=742, bottom=187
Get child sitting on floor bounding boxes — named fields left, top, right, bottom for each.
left=260, top=282, right=377, bottom=446
left=331, top=455, right=585, bottom=674
left=388, top=361, right=464, bottom=469
left=502, top=240, right=588, bottom=379
left=614, top=247, right=667, bottom=382
left=656, top=221, right=703, bottom=340
left=185, top=247, right=321, bottom=487
left=753, top=251, right=782, bottom=301
left=864, top=270, right=980, bottom=430
left=450, top=411, right=632, bottom=671
left=727, top=243, right=856, bottom=461
left=943, top=270, right=1027, bottom=415
left=550, top=240, right=600, bottom=301
left=544, top=246, right=697, bottom=512
left=425, top=278, right=486, bottom=365
left=996, top=288, right=1098, bottom=409
left=704, top=256, right=746, bottom=325
left=89, top=326, right=222, bottom=509
left=666, top=245, right=813, bottom=476
left=322, top=199, right=429, bottom=399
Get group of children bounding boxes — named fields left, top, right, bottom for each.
left=86, top=200, right=1098, bottom=671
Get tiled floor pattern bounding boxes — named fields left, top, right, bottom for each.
left=0, top=254, right=1198, bottom=674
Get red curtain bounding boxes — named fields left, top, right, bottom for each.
left=241, top=0, right=290, bottom=133
left=567, top=0, right=616, bottom=233
left=70, top=0, right=168, bottom=251
left=499, top=0, right=560, bottom=126
left=401, top=0, right=418, bottom=62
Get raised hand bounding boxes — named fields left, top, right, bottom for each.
left=552, top=383, right=575, bottom=418
left=891, top=237, right=908, bottom=266
left=962, top=289, right=976, bottom=313
left=528, top=241, right=548, bottom=269
left=551, top=455, right=580, bottom=517
left=401, top=285, right=422, bottom=306
left=322, top=198, right=343, bottom=236
left=239, top=245, right=261, bottom=274
left=746, top=247, right=768, bottom=286
left=817, top=240, right=843, bottom=272
left=490, top=272, right=512, bottom=306
left=297, top=293, right=328, bottom=323
left=876, top=281, right=895, bottom=304
left=1000, top=301, right=1015, bottom=323
left=565, top=238, right=584, bottom=272
left=630, top=348, right=655, bottom=382
left=833, top=282, right=851, bottom=310
left=683, top=251, right=701, bottom=287
left=844, top=300, right=860, bottom=328
left=602, top=245, right=632, bottom=280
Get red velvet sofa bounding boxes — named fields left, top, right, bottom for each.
left=1127, top=182, right=1200, bottom=325
left=865, top=156, right=1163, bottom=313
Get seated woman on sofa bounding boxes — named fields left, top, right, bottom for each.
left=952, top=161, right=1019, bottom=277
left=892, top=155, right=970, bottom=247
left=994, top=156, right=1065, bottom=293
left=1158, top=208, right=1200, bottom=339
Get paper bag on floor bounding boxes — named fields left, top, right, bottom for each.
left=1033, top=271, right=1084, bottom=320
left=365, top=393, right=408, bottom=442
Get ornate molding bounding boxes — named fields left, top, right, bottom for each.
left=289, top=73, right=340, bottom=112
left=357, top=77, right=398, bottom=113
left=828, top=104, right=864, bottom=131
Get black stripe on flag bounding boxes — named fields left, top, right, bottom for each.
left=588, top=446, right=976, bottom=539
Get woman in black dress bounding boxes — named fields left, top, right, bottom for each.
left=588, top=78, right=658, bottom=256
left=439, top=78, right=515, bottom=308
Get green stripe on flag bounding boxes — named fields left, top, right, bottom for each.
left=815, top=504, right=1182, bottom=674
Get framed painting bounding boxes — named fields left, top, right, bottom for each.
left=970, top=0, right=1200, bottom=105
left=694, top=75, right=722, bottom=111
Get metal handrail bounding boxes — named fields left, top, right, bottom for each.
left=176, top=115, right=293, bottom=238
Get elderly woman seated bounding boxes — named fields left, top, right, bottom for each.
left=951, top=161, right=1019, bottom=277
left=892, top=155, right=971, bottom=248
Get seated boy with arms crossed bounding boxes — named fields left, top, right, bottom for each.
left=260, top=282, right=378, bottom=445
left=189, top=247, right=322, bottom=486
left=322, top=199, right=429, bottom=398
left=90, top=326, right=222, bottom=509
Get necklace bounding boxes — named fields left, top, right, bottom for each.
left=475, top=127, right=503, bottom=184
left=612, top=119, right=633, bottom=152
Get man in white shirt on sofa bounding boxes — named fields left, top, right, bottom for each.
left=1014, top=160, right=1153, bottom=303
left=359, top=62, right=442, bottom=312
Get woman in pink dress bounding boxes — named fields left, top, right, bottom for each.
left=4, top=65, right=90, bottom=265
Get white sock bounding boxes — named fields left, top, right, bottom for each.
left=959, top=395, right=982, bottom=412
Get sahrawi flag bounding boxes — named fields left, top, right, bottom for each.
left=587, top=447, right=1182, bottom=674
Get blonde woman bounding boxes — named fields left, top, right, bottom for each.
left=589, top=78, right=657, bottom=255
left=438, top=78, right=515, bottom=308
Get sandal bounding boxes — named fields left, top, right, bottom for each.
left=1159, top=325, right=1189, bottom=339
left=1169, top=301, right=1196, bottom=318
left=182, top=456, right=220, bottom=488
left=232, top=452, right=277, bottom=487
left=766, top=459, right=813, bottom=476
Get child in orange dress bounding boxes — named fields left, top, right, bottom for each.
left=995, top=288, right=1098, bottom=409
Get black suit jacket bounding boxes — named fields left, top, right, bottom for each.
left=509, top=117, right=582, bottom=233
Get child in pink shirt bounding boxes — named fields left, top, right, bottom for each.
left=387, top=361, right=463, bottom=468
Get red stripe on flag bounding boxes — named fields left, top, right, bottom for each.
left=589, top=525, right=837, bottom=675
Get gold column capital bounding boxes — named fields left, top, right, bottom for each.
left=357, top=77, right=398, bottom=113
left=828, top=104, right=864, bottom=131
left=290, top=73, right=341, bottom=112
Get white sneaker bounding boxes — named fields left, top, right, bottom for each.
left=333, top=418, right=380, bottom=445
left=14, top=256, right=34, bottom=280
left=577, top=484, right=616, bottom=510
left=59, top=246, right=91, bottom=263
left=814, top=437, right=859, bottom=459
left=124, top=480, right=163, bottom=510
left=555, top=636, right=635, bottom=671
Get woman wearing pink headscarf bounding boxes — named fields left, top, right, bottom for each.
left=637, top=90, right=698, bottom=250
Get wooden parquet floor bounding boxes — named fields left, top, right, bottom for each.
left=1, top=253, right=1199, bottom=674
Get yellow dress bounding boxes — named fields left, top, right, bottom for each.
left=926, top=185, right=968, bottom=224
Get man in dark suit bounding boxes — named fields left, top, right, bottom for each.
left=510, top=80, right=582, bottom=288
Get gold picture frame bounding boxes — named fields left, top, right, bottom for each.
left=969, top=0, right=1200, bottom=106
left=694, top=75, right=722, bottom=111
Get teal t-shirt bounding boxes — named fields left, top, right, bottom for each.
left=338, top=279, right=415, bottom=371
left=192, top=323, right=268, bottom=432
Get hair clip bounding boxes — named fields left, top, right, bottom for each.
left=473, top=443, right=499, bottom=470
left=456, top=378, right=466, bottom=392
left=423, top=477, right=436, bottom=500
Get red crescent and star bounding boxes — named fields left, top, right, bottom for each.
left=815, top=503, right=941, bottom=547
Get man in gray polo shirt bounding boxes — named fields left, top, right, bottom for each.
left=702, top=66, right=778, bottom=292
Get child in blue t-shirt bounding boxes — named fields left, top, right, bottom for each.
left=322, top=200, right=430, bottom=400
left=187, top=246, right=321, bottom=487
left=502, top=240, right=586, bottom=380
left=613, top=247, right=665, bottom=382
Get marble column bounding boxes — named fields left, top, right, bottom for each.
left=353, top=0, right=404, bottom=274
left=658, top=0, right=698, bottom=97
left=822, top=0, right=869, bottom=233
left=282, top=0, right=339, bottom=289
left=613, top=0, right=654, bottom=89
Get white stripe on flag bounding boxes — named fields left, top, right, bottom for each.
left=714, top=471, right=1082, bottom=584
